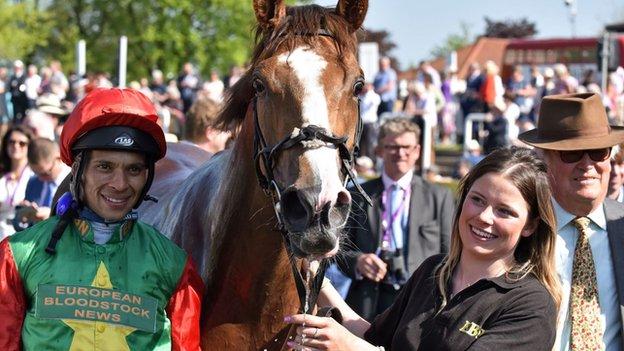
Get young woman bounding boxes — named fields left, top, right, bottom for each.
left=287, top=147, right=561, bottom=350
left=0, top=125, right=34, bottom=239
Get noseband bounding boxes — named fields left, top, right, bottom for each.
left=251, top=30, right=372, bottom=313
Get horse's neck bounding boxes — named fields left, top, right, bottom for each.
left=202, top=117, right=301, bottom=347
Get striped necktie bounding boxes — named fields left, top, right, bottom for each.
left=569, top=217, right=604, bottom=350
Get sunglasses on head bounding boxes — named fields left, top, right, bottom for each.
left=558, top=148, right=611, bottom=163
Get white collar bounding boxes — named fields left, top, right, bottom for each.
left=553, top=197, right=607, bottom=231
left=382, top=171, right=414, bottom=191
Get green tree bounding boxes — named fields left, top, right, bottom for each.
left=33, top=0, right=304, bottom=81
left=483, top=17, right=537, bottom=38
left=0, top=1, right=50, bottom=63
left=429, top=22, right=472, bottom=59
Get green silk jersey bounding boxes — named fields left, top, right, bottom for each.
left=0, top=216, right=203, bottom=351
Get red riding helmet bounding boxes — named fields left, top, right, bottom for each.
left=60, top=87, right=166, bottom=166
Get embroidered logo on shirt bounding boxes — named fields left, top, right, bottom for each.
left=459, top=320, right=485, bottom=338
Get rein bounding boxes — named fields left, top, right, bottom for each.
left=250, top=30, right=372, bottom=313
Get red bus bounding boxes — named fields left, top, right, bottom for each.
left=501, top=35, right=624, bottom=82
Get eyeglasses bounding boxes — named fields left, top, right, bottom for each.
left=383, top=144, right=418, bottom=153
left=558, top=148, right=611, bottom=164
left=8, top=140, right=28, bottom=147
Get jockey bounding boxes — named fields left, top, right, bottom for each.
left=0, top=88, right=203, bottom=350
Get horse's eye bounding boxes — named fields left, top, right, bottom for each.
left=353, top=80, right=364, bottom=96
left=253, top=79, right=265, bottom=94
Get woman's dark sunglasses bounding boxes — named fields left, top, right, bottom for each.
left=8, top=140, right=28, bottom=147
left=558, top=148, right=611, bottom=163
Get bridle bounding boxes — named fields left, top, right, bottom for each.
left=251, top=30, right=372, bottom=313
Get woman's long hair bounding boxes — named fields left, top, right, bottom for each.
left=0, top=125, right=34, bottom=174
left=437, top=147, right=561, bottom=311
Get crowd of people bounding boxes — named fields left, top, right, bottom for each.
left=354, top=56, right=624, bottom=183
left=0, top=54, right=623, bottom=351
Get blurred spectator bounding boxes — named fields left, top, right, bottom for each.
left=49, top=60, right=69, bottom=99
left=581, top=69, right=600, bottom=93
left=38, top=66, right=53, bottom=96
left=184, top=96, right=230, bottom=154
left=460, top=62, right=485, bottom=117
left=202, top=69, right=225, bottom=102
left=150, top=69, right=168, bottom=104
left=373, top=57, right=397, bottom=116
left=530, top=65, right=544, bottom=91
left=553, top=63, right=578, bottom=94
left=9, top=60, right=28, bottom=122
left=138, top=77, right=153, bottom=101
left=0, top=125, right=34, bottom=239
left=177, top=62, right=201, bottom=114
left=358, top=82, right=381, bottom=159
left=225, top=65, right=243, bottom=89
left=501, top=92, right=521, bottom=146
left=506, top=65, right=535, bottom=122
left=479, top=60, right=504, bottom=112
left=439, top=70, right=458, bottom=144
left=463, top=139, right=484, bottom=166
left=14, top=138, right=70, bottom=231
left=483, top=99, right=508, bottom=154
left=24, top=64, right=41, bottom=109
left=416, top=61, right=441, bottom=88
left=608, top=145, right=624, bottom=203
left=354, top=156, right=377, bottom=182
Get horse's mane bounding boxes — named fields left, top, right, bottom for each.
left=215, top=4, right=358, bottom=131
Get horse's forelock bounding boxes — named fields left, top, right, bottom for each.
left=215, top=4, right=359, bottom=132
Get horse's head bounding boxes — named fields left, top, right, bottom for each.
left=246, top=0, right=368, bottom=258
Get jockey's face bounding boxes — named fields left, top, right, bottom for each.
left=82, top=150, right=148, bottom=221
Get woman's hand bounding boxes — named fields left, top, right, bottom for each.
left=285, top=314, right=376, bottom=351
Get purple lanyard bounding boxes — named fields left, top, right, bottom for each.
left=381, top=185, right=410, bottom=248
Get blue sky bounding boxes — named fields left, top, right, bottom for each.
left=315, top=0, right=624, bottom=69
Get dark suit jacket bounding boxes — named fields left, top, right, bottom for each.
left=340, top=175, right=454, bottom=319
left=604, top=198, right=624, bottom=346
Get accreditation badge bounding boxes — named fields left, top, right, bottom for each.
left=34, top=284, right=159, bottom=333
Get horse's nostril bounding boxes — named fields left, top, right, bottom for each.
left=281, top=189, right=311, bottom=232
left=336, top=190, right=351, bottom=206
left=320, top=202, right=332, bottom=227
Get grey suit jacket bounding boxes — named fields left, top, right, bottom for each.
left=604, top=198, right=624, bottom=346
left=339, top=175, right=454, bottom=311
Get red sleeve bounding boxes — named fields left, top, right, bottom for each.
left=0, top=238, right=26, bottom=351
left=167, top=257, right=204, bottom=351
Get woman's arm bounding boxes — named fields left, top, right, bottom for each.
left=316, top=278, right=370, bottom=338
left=285, top=314, right=379, bottom=351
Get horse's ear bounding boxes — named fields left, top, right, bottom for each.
left=253, top=0, right=286, bottom=30
left=335, top=0, right=368, bottom=32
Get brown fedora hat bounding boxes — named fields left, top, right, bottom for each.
left=519, top=92, right=624, bottom=150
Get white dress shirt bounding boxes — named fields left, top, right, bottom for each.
left=553, top=199, right=623, bottom=351
left=381, top=171, right=413, bottom=250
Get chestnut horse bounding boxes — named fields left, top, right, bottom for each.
left=143, top=0, right=369, bottom=349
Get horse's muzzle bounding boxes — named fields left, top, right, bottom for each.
left=280, top=185, right=351, bottom=256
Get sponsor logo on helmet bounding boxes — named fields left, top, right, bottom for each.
left=115, top=134, right=135, bottom=147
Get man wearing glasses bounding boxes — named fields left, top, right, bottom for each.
left=340, top=118, right=454, bottom=321
left=14, top=137, right=70, bottom=230
left=519, top=92, right=624, bottom=350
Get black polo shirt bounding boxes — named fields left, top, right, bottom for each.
left=364, top=254, right=557, bottom=351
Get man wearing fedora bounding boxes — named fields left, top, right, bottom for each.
left=519, top=92, right=624, bottom=350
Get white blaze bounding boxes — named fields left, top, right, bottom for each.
left=278, top=47, right=345, bottom=208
